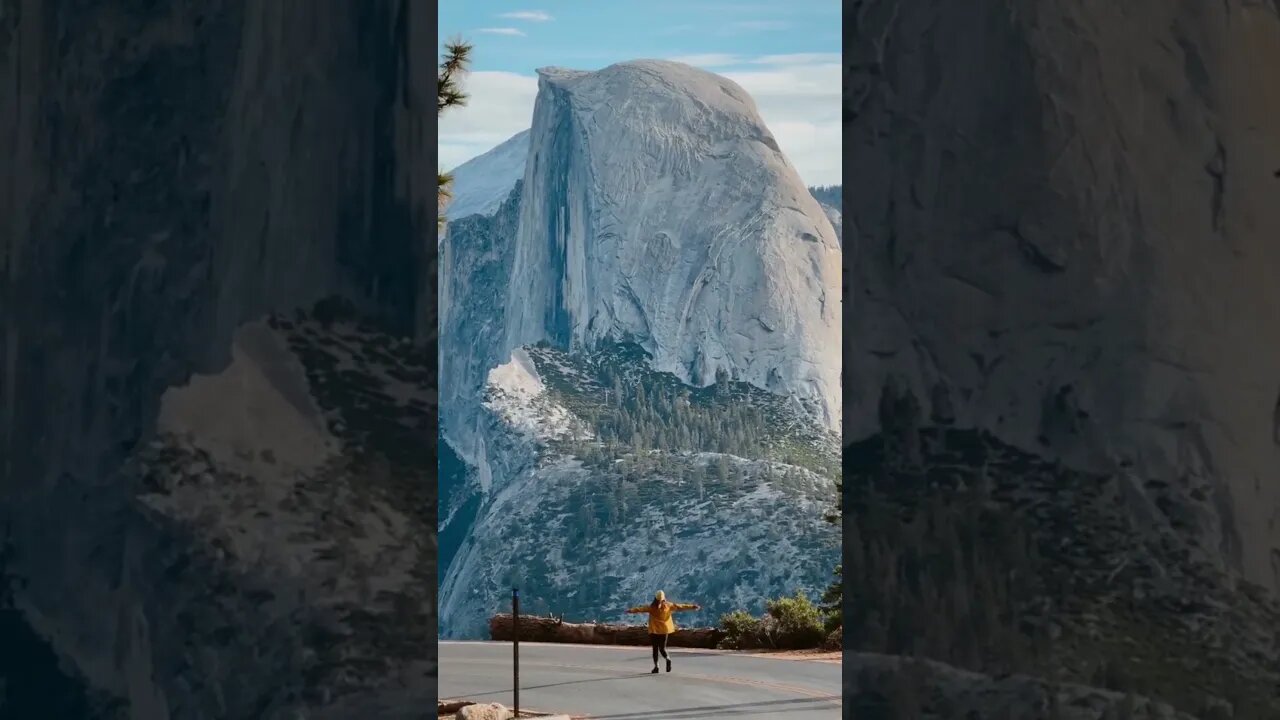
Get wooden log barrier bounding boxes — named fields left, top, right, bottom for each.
left=489, top=613, right=725, bottom=648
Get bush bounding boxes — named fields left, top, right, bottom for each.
left=822, top=627, right=842, bottom=651
left=764, top=592, right=826, bottom=649
left=718, top=610, right=763, bottom=649
left=719, top=592, right=827, bottom=650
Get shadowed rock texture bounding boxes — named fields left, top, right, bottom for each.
left=845, top=0, right=1280, bottom=715
left=0, top=1, right=435, bottom=718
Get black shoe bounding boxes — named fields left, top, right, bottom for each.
left=651, top=666, right=659, bottom=674
left=666, top=658, right=673, bottom=673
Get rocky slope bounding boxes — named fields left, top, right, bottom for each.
left=122, top=311, right=435, bottom=718
left=439, top=61, right=842, bottom=639
left=439, top=182, right=522, bottom=466
left=845, top=0, right=1280, bottom=715
left=0, top=2, right=435, bottom=717
left=439, top=342, right=839, bottom=638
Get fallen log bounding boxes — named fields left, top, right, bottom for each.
left=489, top=613, right=725, bottom=648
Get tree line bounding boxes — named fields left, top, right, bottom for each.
left=548, top=351, right=835, bottom=478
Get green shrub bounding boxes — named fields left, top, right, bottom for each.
left=719, top=592, right=828, bottom=650
left=764, top=592, right=826, bottom=649
left=719, top=610, right=763, bottom=649
left=822, top=627, right=841, bottom=651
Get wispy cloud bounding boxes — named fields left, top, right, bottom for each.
left=438, top=72, right=541, bottom=171
left=665, top=53, right=841, bottom=70
left=666, top=53, right=743, bottom=68
left=722, top=61, right=841, bottom=185
left=499, top=10, right=552, bottom=22
left=751, top=53, right=841, bottom=66
left=727, top=19, right=790, bottom=32
left=658, top=24, right=696, bottom=36
left=477, top=27, right=526, bottom=36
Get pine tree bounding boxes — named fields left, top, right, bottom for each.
left=437, top=39, right=473, bottom=231
left=715, top=367, right=730, bottom=395
left=821, top=475, right=843, bottom=628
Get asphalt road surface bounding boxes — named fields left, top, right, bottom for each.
left=439, top=641, right=841, bottom=718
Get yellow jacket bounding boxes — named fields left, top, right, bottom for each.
left=626, top=600, right=698, bottom=635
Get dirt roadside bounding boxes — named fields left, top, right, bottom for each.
left=740, top=648, right=841, bottom=663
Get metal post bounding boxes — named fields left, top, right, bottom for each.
left=504, top=586, right=514, bottom=712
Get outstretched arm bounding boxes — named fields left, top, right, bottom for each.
left=672, top=603, right=701, bottom=611
left=625, top=606, right=649, bottom=614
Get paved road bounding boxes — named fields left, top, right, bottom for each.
left=439, top=641, right=841, bottom=718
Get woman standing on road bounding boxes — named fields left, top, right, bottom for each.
left=626, top=591, right=701, bottom=674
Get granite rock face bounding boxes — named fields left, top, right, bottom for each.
left=846, top=0, right=1280, bottom=592
left=438, top=183, right=522, bottom=466
left=845, top=652, right=1199, bottom=720
left=845, top=0, right=1280, bottom=713
left=0, top=2, right=435, bottom=717
left=506, top=61, right=841, bottom=430
left=818, top=201, right=842, bottom=246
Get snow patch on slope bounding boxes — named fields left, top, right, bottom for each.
left=445, top=130, right=531, bottom=221
left=148, top=320, right=424, bottom=596
left=483, top=348, right=586, bottom=443
left=157, top=320, right=337, bottom=477
left=486, top=347, right=544, bottom=396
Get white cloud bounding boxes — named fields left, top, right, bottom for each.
left=723, top=61, right=841, bottom=186
left=499, top=10, right=552, bottom=22
left=438, top=59, right=841, bottom=186
left=666, top=53, right=743, bottom=68
left=726, top=20, right=790, bottom=32
left=439, top=71, right=540, bottom=171
left=477, top=27, right=526, bottom=36
left=750, top=53, right=841, bottom=66
left=664, top=52, right=842, bottom=70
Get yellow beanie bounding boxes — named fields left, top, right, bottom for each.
left=655, top=590, right=665, bottom=601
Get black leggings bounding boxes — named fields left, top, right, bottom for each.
left=650, top=633, right=669, bottom=664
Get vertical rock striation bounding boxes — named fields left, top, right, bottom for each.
left=0, top=1, right=435, bottom=717
left=845, top=0, right=1280, bottom=712
left=846, top=0, right=1280, bottom=593
left=504, top=61, right=842, bottom=430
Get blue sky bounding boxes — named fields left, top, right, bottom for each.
left=438, top=1, right=842, bottom=186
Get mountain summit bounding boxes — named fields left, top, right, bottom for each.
left=499, top=60, right=840, bottom=430
left=439, top=61, right=841, bottom=637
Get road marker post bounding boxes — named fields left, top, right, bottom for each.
left=506, top=586, right=512, bottom=712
